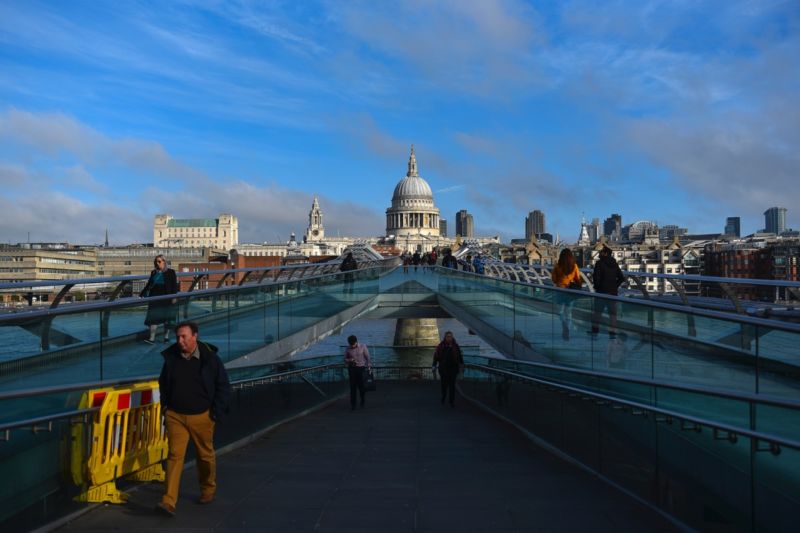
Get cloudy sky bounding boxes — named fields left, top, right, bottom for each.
left=1, top=0, right=798, bottom=245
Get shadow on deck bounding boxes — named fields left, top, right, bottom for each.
left=60, top=382, right=676, bottom=532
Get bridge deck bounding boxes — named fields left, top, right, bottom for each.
left=60, top=382, right=676, bottom=532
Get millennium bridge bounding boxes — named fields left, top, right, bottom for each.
left=1, top=255, right=798, bottom=531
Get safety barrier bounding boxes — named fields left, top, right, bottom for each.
left=71, top=381, right=167, bottom=503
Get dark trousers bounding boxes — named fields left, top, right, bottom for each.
left=592, top=298, right=618, bottom=334
left=348, top=366, right=365, bottom=407
left=440, top=372, right=457, bottom=405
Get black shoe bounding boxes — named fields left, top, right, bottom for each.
left=155, top=502, right=175, bottom=516
left=144, top=338, right=155, bottom=345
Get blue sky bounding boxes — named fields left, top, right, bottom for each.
left=1, top=0, right=798, bottom=245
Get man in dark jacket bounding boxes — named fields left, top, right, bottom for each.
left=339, top=252, right=358, bottom=294
left=591, top=246, right=625, bottom=336
left=156, top=321, right=230, bottom=516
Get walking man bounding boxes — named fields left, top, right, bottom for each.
left=344, top=335, right=371, bottom=410
left=157, top=321, right=230, bottom=516
left=591, top=246, right=625, bottom=337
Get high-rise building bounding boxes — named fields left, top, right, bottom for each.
left=588, top=218, right=601, bottom=244
left=603, top=213, right=622, bottom=241
left=724, top=217, right=741, bottom=238
left=440, top=219, right=448, bottom=237
left=153, top=214, right=238, bottom=249
left=525, top=210, right=545, bottom=240
left=764, top=207, right=787, bottom=234
left=455, top=209, right=474, bottom=238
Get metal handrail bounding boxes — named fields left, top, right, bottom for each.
left=472, top=356, right=800, bottom=411
left=468, top=363, right=800, bottom=451
left=437, top=266, right=800, bottom=333
left=0, top=360, right=345, bottom=440
left=0, top=407, right=99, bottom=434
left=0, top=262, right=394, bottom=324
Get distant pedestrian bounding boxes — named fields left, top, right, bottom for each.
left=551, top=249, right=582, bottom=340
left=141, top=254, right=178, bottom=344
left=339, top=252, right=358, bottom=294
left=402, top=253, right=411, bottom=274
left=472, top=255, right=485, bottom=274
left=442, top=250, right=458, bottom=269
left=432, top=331, right=464, bottom=407
left=344, top=335, right=371, bottom=410
left=157, top=321, right=230, bottom=516
left=412, top=251, right=421, bottom=272
left=591, top=246, right=625, bottom=337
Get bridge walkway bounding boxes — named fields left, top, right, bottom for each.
left=60, top=382, right=675, bottom=532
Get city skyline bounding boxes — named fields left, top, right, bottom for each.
left=1, top=1, right=798, bottom=244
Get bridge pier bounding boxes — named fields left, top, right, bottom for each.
left=393, top=318, right=440, bottom=346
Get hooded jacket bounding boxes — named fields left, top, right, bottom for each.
left=159, top=341, right=231, bottom=420
left=592, top=256, right=625, bottom=296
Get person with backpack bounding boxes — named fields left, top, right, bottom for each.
left=591, top=246, right=625, bottom=337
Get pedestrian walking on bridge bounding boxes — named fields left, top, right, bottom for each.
left=344, top=335, right=371, bottom=410
left=432, top=331, right=464, bottom=407
left=156, top=321, right=230, bottom=516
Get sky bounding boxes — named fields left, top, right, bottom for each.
left=0, top=0, right=798, bottom=245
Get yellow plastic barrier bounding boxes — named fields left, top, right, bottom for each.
left=71, top=381, right=168, bottom=503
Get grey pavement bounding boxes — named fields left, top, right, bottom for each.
left=59, top=381, right=677, bottom=532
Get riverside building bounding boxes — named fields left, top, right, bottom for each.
left=153, top=214, right=238, bottom=249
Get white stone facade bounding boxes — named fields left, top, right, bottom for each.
left=153, top=214, right=238, bottom=249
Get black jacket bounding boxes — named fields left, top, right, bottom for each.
left=340, top=256, right=358, bottom=272
left=592, top=256, right=625, bottom=296
left=159, top=341, right=231, bottom=420
left=141, top=268, right=178, bottom=297
left=433, top=341, right=464, bottom=376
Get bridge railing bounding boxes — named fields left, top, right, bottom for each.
left=0, top=261, right=398, bottom=392
left=0, top=257, right=395, bottom=311
left=461, top=359, right=800, bottom=532
left=479, top=261, right=800, bottom=316
left=433, top=266, right=800, bottom=403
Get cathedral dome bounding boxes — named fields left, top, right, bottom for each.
left=392, top=175, right=433, bottom=201
left=390, top=145, right=436, bottom=208
left=386, top=145, right=441, bottom=241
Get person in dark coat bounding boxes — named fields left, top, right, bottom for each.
left=141, top=254, right=179, bottom=344
left=432, top=331, right=464, bottom=407
left=591, top=246, right=625, bottom=336
left=412, top=251, right=421, bottom=272
left=339, top=252, right=358, bottom=294
left=157, top=321, right=230, bottom=516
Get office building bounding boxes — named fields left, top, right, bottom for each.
left=764, top=207, right=787, bottom=235
left=455, top=209, right=475, bottom=238
left=525, top=210, right=545, bottom=240
left=724, top=217, right=741, bottom=238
